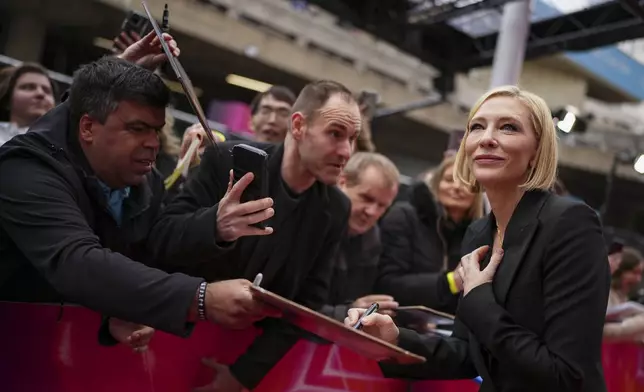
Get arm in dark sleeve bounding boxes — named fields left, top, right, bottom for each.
left=458, top=204, right=610, bottom=390
left=0, top=158, right=203, bottom=336
left=379, top=316, right=476, bottom=380
left=319, top=303, right=351, bottom=322
left=377, top=205, right=458, bottom=310
left=148, top=145, right=235, bottom=265
left=229, top=205, right=350, bottom=389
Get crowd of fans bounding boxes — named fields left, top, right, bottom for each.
left=0, top=22, right=643, bottom=392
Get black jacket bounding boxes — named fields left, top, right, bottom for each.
left=377, top=182, right=470, bottom=313
left=148, top=141, right=350, bottom=389
left=321, top=226, right=382, bottom=321
left=0, top=101, right=203, bottom=336
left=380, top=190, right=610, bottom=392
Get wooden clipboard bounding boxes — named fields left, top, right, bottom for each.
left=250, top=285, right=425, bottom=365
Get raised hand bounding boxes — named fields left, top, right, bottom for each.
left=215, top=170, right=274, bottom=243
left=458, top=245, right=504, bottom=296
left=116, top=31, right=180, bottom=70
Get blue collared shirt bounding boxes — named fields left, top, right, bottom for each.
left=97, top=181, right=131, bottom=226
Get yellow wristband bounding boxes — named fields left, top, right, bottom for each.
left=446, top=272, right=459, bottom=294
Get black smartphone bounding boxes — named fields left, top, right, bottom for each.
left=232, top=144, right=270, bottom=228
left=118, top=11, right=152, bottom=41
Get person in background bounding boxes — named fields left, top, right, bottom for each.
left=604, top=247, right=644, bottom=342
left=0, top=63, right=58, bottom=146
left=608, top=247, right=643, bottom=306
left=249, top=85, right=296, bottom=144
left=155, top=110, right=181, bottom=179
left=377, top=155, right=484, bottom=314
left=149, top=80, right=359, bottom=391
left=320, top=152, right=400, bottom=321
left=345, top=85, right=610, bottom=392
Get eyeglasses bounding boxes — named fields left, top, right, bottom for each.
left=257, top=105, right=290, bottom=119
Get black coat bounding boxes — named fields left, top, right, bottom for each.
left=377, top=182, right=470, bottom=313
left=380, top=190, right=610, bottom=392
left=321, top=226, right=382, bottom=321
left=148, top=141, right=350, bottom=389
left=0, top=101, right=203, bottom=336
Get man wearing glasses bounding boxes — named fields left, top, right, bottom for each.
left=249, top=86, right=296, bottom=144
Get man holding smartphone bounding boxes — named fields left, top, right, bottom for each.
left=149, top=80, right=362, bottom=390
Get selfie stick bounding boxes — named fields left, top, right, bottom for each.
left=141, top=0, right=219, bottom=148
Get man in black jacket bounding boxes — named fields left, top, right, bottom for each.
left=149, top=80, right=360, bottom=390
left=320, top=152, right=400, bottom=321
left=0, top=57, right=276, bottom=344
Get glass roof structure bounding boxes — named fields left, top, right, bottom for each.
left=408, top=0, right=616, bottom=37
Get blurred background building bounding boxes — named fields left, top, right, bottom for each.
left=2, top=0, right=644, bottom=244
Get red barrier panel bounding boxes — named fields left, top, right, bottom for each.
left=8, top=302, right=641, bottom=391
left=602, top=342, right=644, bottom=392
left=0, top=302, right=408, bottom=392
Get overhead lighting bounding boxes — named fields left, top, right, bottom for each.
left=556, top=111, right=577, bottom=133
left=226, top=74, right=272, bottom=93
left=634, top=154, right=644, bottom=174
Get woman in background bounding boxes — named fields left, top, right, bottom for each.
left=0, top=63, right=58, bottom=146
left=347, top=85, right=610, bottom=392
left=377, top=155, right=483, bottom=313
left=604, top=247, right=644, bottom=342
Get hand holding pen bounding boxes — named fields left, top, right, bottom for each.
left=345, top=305, right=400, bottom=345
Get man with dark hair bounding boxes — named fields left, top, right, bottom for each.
left=0, top=57, right=276, bottom=348
left=149, top=80, right=361, bottom=390
left=248, top=85, right=296, bottom=144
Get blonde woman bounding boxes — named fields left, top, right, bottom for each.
left=378, top=155, right=484, bottom=314
left=347, top=86, right=609, bottom=392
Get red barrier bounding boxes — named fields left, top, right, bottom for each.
left=6, top=302, right=641, bottom=392
left=602, top=342, right=644, bottom=392
left=0, top=302, right=408, bottom=392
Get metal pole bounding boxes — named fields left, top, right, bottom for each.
left=489, top=0, right=532, bottom=88
left=600, top=153, right=623, bottom=223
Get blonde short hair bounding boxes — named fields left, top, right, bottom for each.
left=428, top=155, right=484, bottom=220
left=454, top=85, right=558, bottom=192
left=343, top=152, right=400, bottom=189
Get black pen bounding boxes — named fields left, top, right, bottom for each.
left=352, top=302, right=379, bottom=330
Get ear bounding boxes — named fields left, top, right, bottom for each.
left=291, top=112, right=305, bottom=141
left=78, top=114, right=95, bottom=144
left=248, top=116, right=255, bottom=133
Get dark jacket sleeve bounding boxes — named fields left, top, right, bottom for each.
left=0, top=158, right=203, bottom=336
left=148, top=145, right=235, bottom=265
left=377, top=204, right=457, bottom=310
left=319, top=303, right=352, bottom=322
left=229, top=200, right=350, bottom=389
left=379, top=315, right=477, bottom=380
left=457, top=204, right=610, bottom=390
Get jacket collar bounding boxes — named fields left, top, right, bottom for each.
left=9, top=100, right=154, bottom=217
left=464, top=189, right=550, bottom=305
